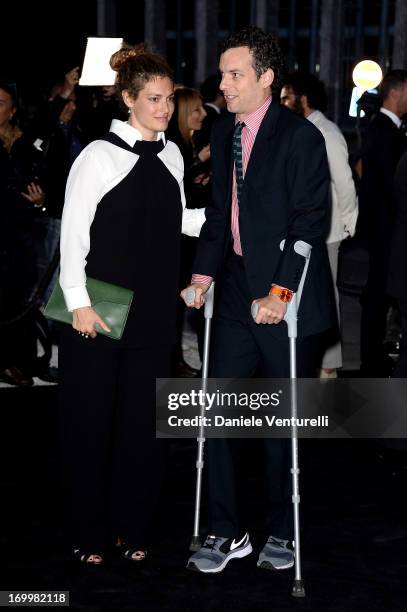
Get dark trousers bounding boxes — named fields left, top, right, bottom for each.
left=207, top=253, right=324, bottom=540
left=59, top=329, right=171, bottom=551
left=360, top=248, right=392, bottom=373
left=394, top=299, right=407, bottom=377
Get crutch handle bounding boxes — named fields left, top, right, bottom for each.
left=251, top=301, right=260, bottom=320
left=251, top=240, right=312, bottom=334
left=184, top=287, right=196, bottom=306
left=184, top=283, right=215, bottom=319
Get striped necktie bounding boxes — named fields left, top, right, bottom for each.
left=232, top=121, right=245, bottom=201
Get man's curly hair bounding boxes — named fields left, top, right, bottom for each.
left=221, top=26, right=285, bottom=91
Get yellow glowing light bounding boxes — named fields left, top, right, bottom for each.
left=352, top=60, right=383, bottom=93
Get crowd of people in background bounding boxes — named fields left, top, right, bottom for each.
left=1, top=25, right=407, bottom=580
left=1, top=54, right=407, bottom=387
left=0, top=68, right=125, bottom=386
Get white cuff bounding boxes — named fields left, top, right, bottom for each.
left=62, top=285, right=92, bottom=312
left=182, top=207, right=206, bottom=237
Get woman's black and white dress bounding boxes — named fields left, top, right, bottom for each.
left=58, top=119, right=204, bottom=552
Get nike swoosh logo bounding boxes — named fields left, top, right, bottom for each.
left=230, top=534, right=248, bottom=550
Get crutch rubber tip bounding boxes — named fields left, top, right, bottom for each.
left=189, top=536, right=202, bottom=551
left=291, top=579, right=306, bottom=598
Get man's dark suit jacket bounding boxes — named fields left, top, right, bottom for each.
left=387, top=150, right=407, bottom=301
left=359, top=112, right=406, bottom=252
left=193, top=100, right=335, bottom=339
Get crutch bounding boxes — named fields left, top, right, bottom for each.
left=251, top=240, right=311, bottom=599
left=184, top=282, right=215, bottom=551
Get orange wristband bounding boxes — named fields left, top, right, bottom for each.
left=269, top=285, right=294, bottom=303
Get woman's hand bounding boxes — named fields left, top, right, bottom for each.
left=60, top=66, right=80, bottom=99
left=21, top=182, right=45, bottom=207
left=193, top=172, right=210, bottom=186
left=197, top=144, right=210, bottom=163
left=72, top=306, right=111, bottom=339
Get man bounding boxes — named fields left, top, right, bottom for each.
left=387, top=149, right=407, bottom=376
left=359, top=70, right=407, bottom=376
left=280, top=74, right=358, bottom=378
left=182, top=27, right=335, bottom=574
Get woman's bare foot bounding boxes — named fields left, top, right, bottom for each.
left=81, top=553, right=103, bottom=564
left=123, top=548, right=147, bottom=562
left=73, top=549, right=104, bottom=565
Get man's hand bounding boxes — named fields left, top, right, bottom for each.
left=72, top=306, right=111, bottom=338
left=181, top=283, right=210, bottom=309
left=252, top=294, right=287, bottom=324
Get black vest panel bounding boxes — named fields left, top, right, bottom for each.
left=85, top=133, right=182, bottom=348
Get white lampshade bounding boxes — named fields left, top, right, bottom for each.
left=352, top=60, right=383, bottom=93
left=79, top=37, right=124, bottom=86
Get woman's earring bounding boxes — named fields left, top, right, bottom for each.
left=128, top=107, right=131, bottom=115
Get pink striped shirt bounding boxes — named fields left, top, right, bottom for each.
left=193, top=96, right=272, bottom=286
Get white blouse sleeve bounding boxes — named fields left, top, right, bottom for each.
left=59, top=147, right=105, bottom=311
left=180, top=183, right=206, bottom=238
left=175, top=148, right=206, bottom=238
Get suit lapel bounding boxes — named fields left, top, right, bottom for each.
left=241, top=101, right=281, bottom=195
left=220, top=101, right=281, bottom=209
left=222, top=118, right=235, bottom=209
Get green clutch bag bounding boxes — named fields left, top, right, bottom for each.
left=43, top=277, right=134, bottom=340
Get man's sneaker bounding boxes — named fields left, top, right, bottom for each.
left=187, top=533, right=252, bottom=573
left=257, top=536, right=294, bottom=570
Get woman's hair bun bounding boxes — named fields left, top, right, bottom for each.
left=110, top=43, right=148, bottom=71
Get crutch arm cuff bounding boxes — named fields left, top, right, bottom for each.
left=272, top=238, right=310, bottom=293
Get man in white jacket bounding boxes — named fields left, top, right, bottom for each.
left=281, top=74, right=358, bottom=376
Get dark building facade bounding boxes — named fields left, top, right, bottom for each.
left=1, top=1, right=406, bottom=127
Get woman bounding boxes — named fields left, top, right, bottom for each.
left=167, top=87, right=210, bottom=208
left=0, top=82, right=46, bottom=386
left=58, top=45, right=204, bottom=564
left=167, top=88, right=211, bottom=373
